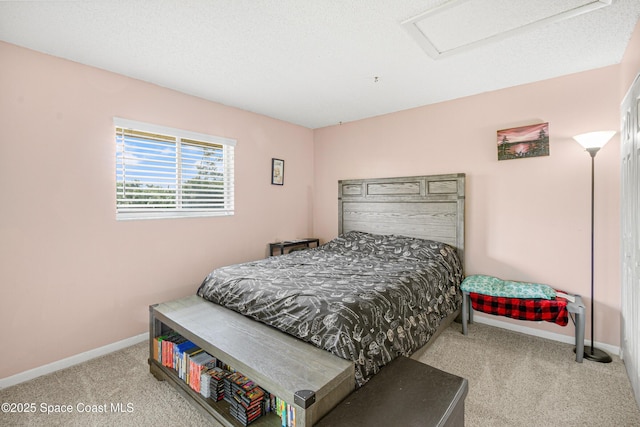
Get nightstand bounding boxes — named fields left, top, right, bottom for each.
left=269, top=238, right=320, bottom=256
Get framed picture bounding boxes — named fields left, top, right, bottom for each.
left=271, top=158, right=284, bottom=185
left=497, top=122, right=549, bottom=161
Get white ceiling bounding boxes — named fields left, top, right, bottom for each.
left=1, top=0, right=639, bottom=129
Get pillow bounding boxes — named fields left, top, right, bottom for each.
left=327, top=231, right=452, bottom=261
left=461, top=274, right=556, bottom=300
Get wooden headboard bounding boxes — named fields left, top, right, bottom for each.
left=338, top=173, right=465, bottom=264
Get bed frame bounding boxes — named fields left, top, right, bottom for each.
left=149, top=173, right=465, bottom=427
left=338, top=173, right=465, bottom=264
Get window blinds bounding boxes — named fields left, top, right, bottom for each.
left=114, top=118, right=235, bottom=219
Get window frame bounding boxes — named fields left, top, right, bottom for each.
left=114, top=117, right=236, bottom=221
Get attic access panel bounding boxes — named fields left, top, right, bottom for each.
left=402, top=0, right=612, bottom=59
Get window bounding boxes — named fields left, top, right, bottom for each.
left=114, top=118, right=235, bottom=220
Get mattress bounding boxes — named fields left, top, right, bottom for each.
left=197, top=231, right=463, bottom=386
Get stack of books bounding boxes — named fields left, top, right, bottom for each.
left=189, top=355, right=217, bottom=393
left=272, top=395, right=296, bottom=427
left=154, top=332, right=219, bottom=393
left=224, top=372, right=266, bottom=426
left=200, top=366, right=230, bottom=401
left=156, top=332, right=195, bottom=372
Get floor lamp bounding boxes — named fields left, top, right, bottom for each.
left=572, top=130, right=615, bottom=363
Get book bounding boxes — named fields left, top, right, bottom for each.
left=162, top=332, right=183, bottom=369
left=153, top=334, right=169, bottom=363
left=174, top=340, right=197, bottom=377
left=188, top=352, right=215, bottom=391
left=242, top=386, right=265, bottom=405
left=183, top=346, right=203, bottom=382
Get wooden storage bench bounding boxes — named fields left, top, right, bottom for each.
left=149, top=295, right=355, bottom=427
left=315, top=356, right=468, bottom=427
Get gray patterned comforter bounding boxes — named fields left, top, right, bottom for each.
left=196, top=231, right=463, bottom=386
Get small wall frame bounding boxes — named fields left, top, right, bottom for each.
left=271, top=158, right=284, bottom=185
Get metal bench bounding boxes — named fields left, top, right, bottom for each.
left=461, top=291, right=586, bottom=362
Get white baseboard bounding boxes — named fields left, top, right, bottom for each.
left=1, top=315, right=623, bottom=390
left=472, top=314, right=621, bottom=357
left=0, top=332, right=149, bottom=390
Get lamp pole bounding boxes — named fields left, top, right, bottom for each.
left=584, top=147, right=612, bottom=363
left=572, top=130, right=615, bottom=362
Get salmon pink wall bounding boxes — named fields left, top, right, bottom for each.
left=0, top=41, right=314, bottom=379
left=2, top=18, right=639, bottom=381
left=313, top=66, right=622, bottom=347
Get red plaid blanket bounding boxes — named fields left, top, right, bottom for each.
left=468, top=292, right=569, bottom=326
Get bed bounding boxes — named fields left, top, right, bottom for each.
left=149, top=173, right=466, bottom=426
left=197, top=229, right=463, bottom=387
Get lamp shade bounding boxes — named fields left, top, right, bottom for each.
left=573, top=131, right=616, bottom=149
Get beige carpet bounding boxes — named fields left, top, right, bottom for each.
left=0, top=343, right=213, bottom=427
left=1, top=322, right=638, bottom=426
left=419, top=322, right=640, bottom=427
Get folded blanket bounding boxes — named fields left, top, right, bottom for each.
left=461, top=274, right=556, bottom=300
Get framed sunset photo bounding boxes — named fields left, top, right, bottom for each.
left=497, top=123, right=549, bottom=161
